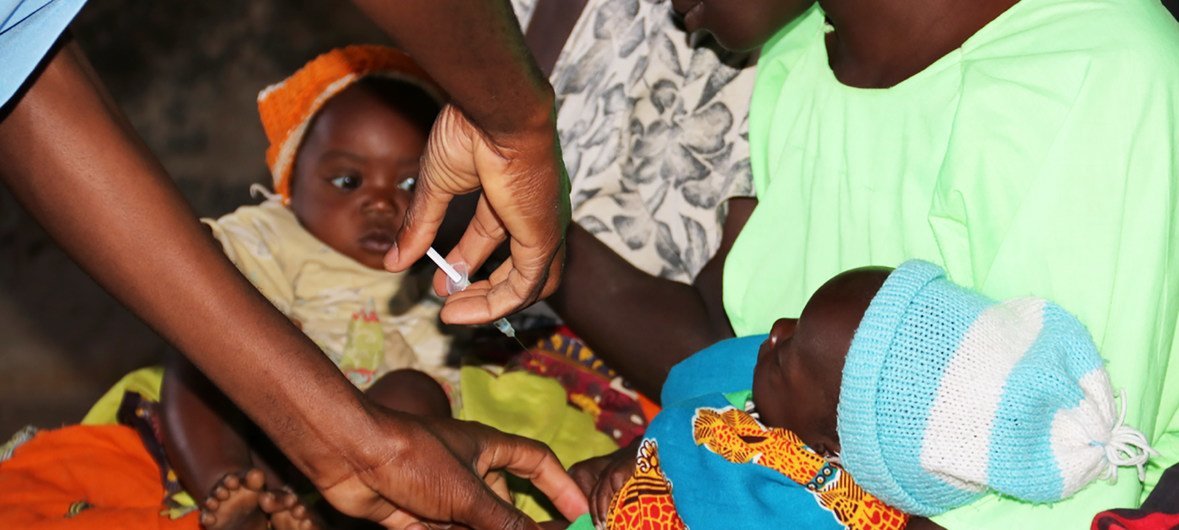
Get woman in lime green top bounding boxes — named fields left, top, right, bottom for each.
left=558, top=0, right=1179, bottom=527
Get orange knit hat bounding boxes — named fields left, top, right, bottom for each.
left=257, top=45, right=445, bottom=200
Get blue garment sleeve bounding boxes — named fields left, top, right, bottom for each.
left=1, top=0, right=87, bottom=108
left=660, top=334, right=766, bottom=405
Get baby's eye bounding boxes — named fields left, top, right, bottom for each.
left=397, top=177, right=416, bottom=192
left=330, top=174, right=361, bottom=190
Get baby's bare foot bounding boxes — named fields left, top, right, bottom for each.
left=259, top=488, right=322, bottom=530
left=200, top=469, right=267, bottom=530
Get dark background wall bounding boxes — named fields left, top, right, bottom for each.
left=0, top=1, right=392, bottom=435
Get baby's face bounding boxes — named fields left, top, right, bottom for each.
left=289, top=84, right=427, bottom=270
left=752, top=314, right=841, bottom=455
left=752, top=267, right=891, bottom=455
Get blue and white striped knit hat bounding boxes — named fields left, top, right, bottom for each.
left=836, top=260, right=1155, bottom=516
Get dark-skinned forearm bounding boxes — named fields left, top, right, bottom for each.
left=351, top=0, right=554, bottom=134
left=0, top=39, right=376, bottom=482
left=523, top=0, right=590, bottom=77
left=548, top=225, right=729, bottom=399
left=548, top=199, right=755, bottom=399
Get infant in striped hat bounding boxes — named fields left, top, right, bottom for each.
left=752, top=260, right=1156, bottom=517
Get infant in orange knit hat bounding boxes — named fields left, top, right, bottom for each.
left=159, top=46, right=455, bottom=530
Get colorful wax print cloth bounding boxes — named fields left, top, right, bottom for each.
left=512, top=0, right=756, bottom=282
left=203, top=198, right=455, bottom=390
left=594, top=335, right=907, bottom=530
left=508, top=327, right=649, bottom=445
left=0, top=0, right=86, bottom=107
left=723, top=0, right=1179, bottom=527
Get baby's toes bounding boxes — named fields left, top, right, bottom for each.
left=264, top=491, right=322, bottom=530
left=241, top=468, right=266, bottom=492
left=258, top=488, right=297, bottom=514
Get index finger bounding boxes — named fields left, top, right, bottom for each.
left=388, top=171, right=454, bottom=273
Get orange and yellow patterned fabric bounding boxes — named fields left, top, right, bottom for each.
left=606, top=440, right=687, bottom=530
left=692, top=408, right=907, bottom=530
left=604, top=406, right=907, bottom=530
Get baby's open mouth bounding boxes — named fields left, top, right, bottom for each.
left=359, top=230, right=396, bottom=254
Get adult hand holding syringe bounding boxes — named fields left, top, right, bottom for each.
left=426, top=247, right=518, bottom=339
left=380, top=106, right=570, bottom=326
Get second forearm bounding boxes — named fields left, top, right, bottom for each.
left=549, top=225, right=730, bottom=398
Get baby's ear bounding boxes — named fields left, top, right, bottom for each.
left=768, top=318, right=798, bottom=346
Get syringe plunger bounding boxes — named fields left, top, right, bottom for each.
left=424, top=247, right=517, bottom=339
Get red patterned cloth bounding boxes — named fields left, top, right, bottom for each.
left=508, top=327, right=649, bottom=445
left=1093, top=512, right=1179, bottom=530
left=1092, top=464, right=1179, bottom=530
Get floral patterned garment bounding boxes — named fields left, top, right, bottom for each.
left=514, top=0, right=756, bottom=281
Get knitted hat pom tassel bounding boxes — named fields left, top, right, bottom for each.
left=1101, top=389, right=1158, bottom=484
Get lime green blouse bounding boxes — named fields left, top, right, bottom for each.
left=723, top=0, right=1179, bottom=526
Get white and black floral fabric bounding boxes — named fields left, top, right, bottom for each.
left=515, top=0, right=756, bottom=282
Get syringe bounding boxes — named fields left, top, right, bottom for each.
left=425, top=247, right=518, bottom=339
